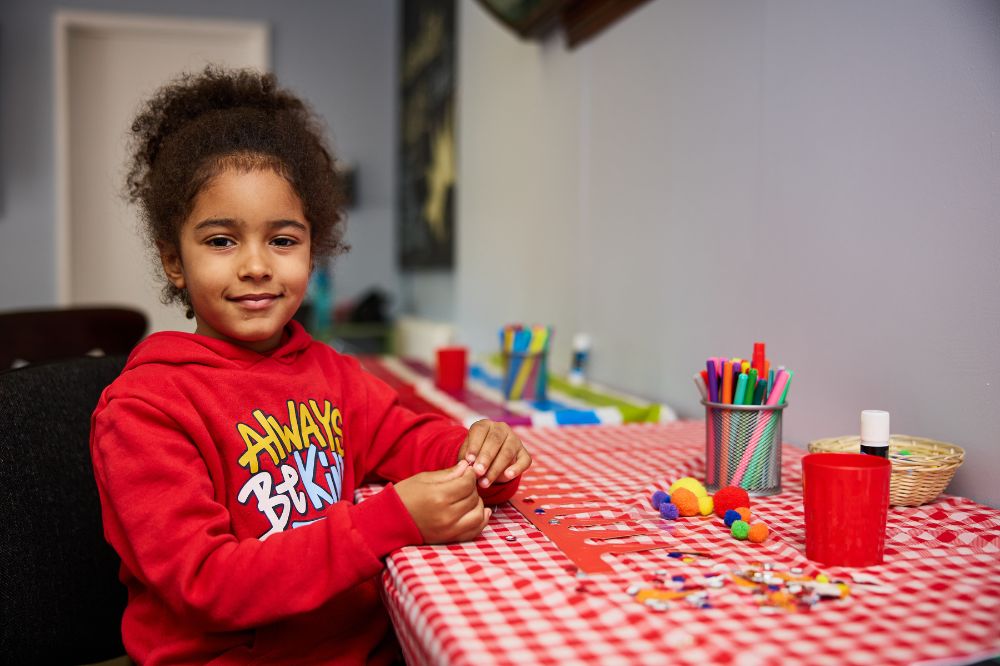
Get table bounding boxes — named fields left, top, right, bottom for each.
left=365, top=422, right=1000, bottom=666
left=360, top=355, right=677, bottom=428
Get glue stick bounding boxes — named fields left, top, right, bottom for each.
left=860, top=410, right=890, bottom=458
left=567, top=333, right=591, bottom=386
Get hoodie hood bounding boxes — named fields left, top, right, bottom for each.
left=123, top=319, right=315, bottom=373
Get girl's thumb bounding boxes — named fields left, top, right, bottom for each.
left=442, top=459, right=470, bottom=480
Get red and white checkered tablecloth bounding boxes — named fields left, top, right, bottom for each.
left=365, top=422, right=1000, bottom=666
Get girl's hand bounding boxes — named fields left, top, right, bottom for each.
left=457, top=420, right=532, bottom=489
left=395, top=461, right=491, bottom=544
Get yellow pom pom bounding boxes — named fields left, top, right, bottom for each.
left=815, top=574, right=829, bottom=583
left=698, top=496, right=714, bottom=516
left=669, top=477, right=707, bottom=498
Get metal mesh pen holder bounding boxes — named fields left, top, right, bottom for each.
left=702, top=400, right=786, bottom=495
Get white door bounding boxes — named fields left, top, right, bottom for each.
left=56, top=11, right=269, bottom=334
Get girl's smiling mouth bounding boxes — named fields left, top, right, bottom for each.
left=229, top=293, right=282, bottom=310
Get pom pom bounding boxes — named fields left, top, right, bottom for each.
left=650, top=490, right=669, bottom=510
left=712, top=486, right=751, bottom=518
left=731, top=520, right=750, bottom=540
left=659, top=502, right=680, bottom=520
left=698, top=495, right=714, bottom=516
left=748, top=521, right=769, bottom=543
left=723, top=509, right=742, bottom=527
left=671, top=488, right=700, bottom=517
left=735, top=507, right=752, bottom=523
left=669, top=477, right=708, bottom=498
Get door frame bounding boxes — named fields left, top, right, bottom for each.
left=53, top=9, right=269, bottom=303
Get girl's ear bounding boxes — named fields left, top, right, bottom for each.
left=158, top=241, right=186, bottom=289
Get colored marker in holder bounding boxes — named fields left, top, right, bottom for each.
left=500, top=324, right=552, bottom=402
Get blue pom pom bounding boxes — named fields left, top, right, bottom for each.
left=659, top=502, right=680, bottom=520
left=651, top=490, right=669, bottom=510
left=723, top=509, right=742, bottom=527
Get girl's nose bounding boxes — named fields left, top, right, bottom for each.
left=238, top=246, right=272, bottom=280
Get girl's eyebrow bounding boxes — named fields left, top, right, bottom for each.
left=192, top=218, right=308, bottom=232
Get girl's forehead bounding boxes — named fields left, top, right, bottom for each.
left=185, top=169, right=308, bottom=228
left=196, top=168, right=302, bottom=203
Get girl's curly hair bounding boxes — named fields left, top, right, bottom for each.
left=125, top=66, right=348, bottom=313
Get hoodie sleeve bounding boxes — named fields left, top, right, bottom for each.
left=91, top=395, right=423, bottom=633
left=347, top=358, right=521, bottom=505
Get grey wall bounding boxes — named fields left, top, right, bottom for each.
left=456, top=1, right=1000, bottom=506
left=0, top=0, right=400, bottom=312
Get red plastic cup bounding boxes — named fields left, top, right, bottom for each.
left=435, top=346, right=467, bottom=392
left=801, top=452, right=891, bottom=567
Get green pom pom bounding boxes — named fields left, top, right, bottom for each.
left=731, top=520, right=750, bottom=540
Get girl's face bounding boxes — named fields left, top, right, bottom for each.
left=161, top=168, right=312, bottom=353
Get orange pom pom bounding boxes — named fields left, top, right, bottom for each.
left=748, top=521, right=769, bottom=543
left=671, top=487, right=700, bottom=517
left=735, top=507, right=752, bottom=523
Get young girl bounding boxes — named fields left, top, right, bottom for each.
left=90, top=67, right=531, bottom=665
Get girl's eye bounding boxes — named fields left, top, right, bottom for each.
left=272, top=237, right=298, bottom=247
left=206, top=237, right=235, bottom=248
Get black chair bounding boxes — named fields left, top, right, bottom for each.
left=0, top=355, right=130, bottom=663
left=0, top=306, right=148, bottom=369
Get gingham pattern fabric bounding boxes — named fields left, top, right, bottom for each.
left=360, top=422, right=1000, bottom=666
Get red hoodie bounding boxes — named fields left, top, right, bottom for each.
left=90, top=321, right=517, bottom=665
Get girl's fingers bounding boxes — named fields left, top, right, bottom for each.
left=443, top=459, right=470, bottom=480
left=455, top=499, right=489, bottom=541
left=479, top=434, right=517, bottom=487
left=502, top=447, right=532, bottom=480
left=462, top=420, right=490, bottom=467
left=472, top=422, right=509, bottom=477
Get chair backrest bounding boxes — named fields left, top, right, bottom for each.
left=0, top=355, right=129, bottom=663
left=0, top=306, right=147, bottom=369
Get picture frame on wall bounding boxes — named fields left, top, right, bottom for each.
left=399, top=0, right=455, bottom=269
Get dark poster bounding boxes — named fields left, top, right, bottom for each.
left=399, top=0, right=455, bottom=269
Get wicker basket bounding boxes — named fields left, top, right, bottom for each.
left=806, top=434, right=964, bottom=507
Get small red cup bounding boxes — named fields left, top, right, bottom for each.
left=435, top=346, right=467, bottom=392
left=802, top=452, right=891, bottom=567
